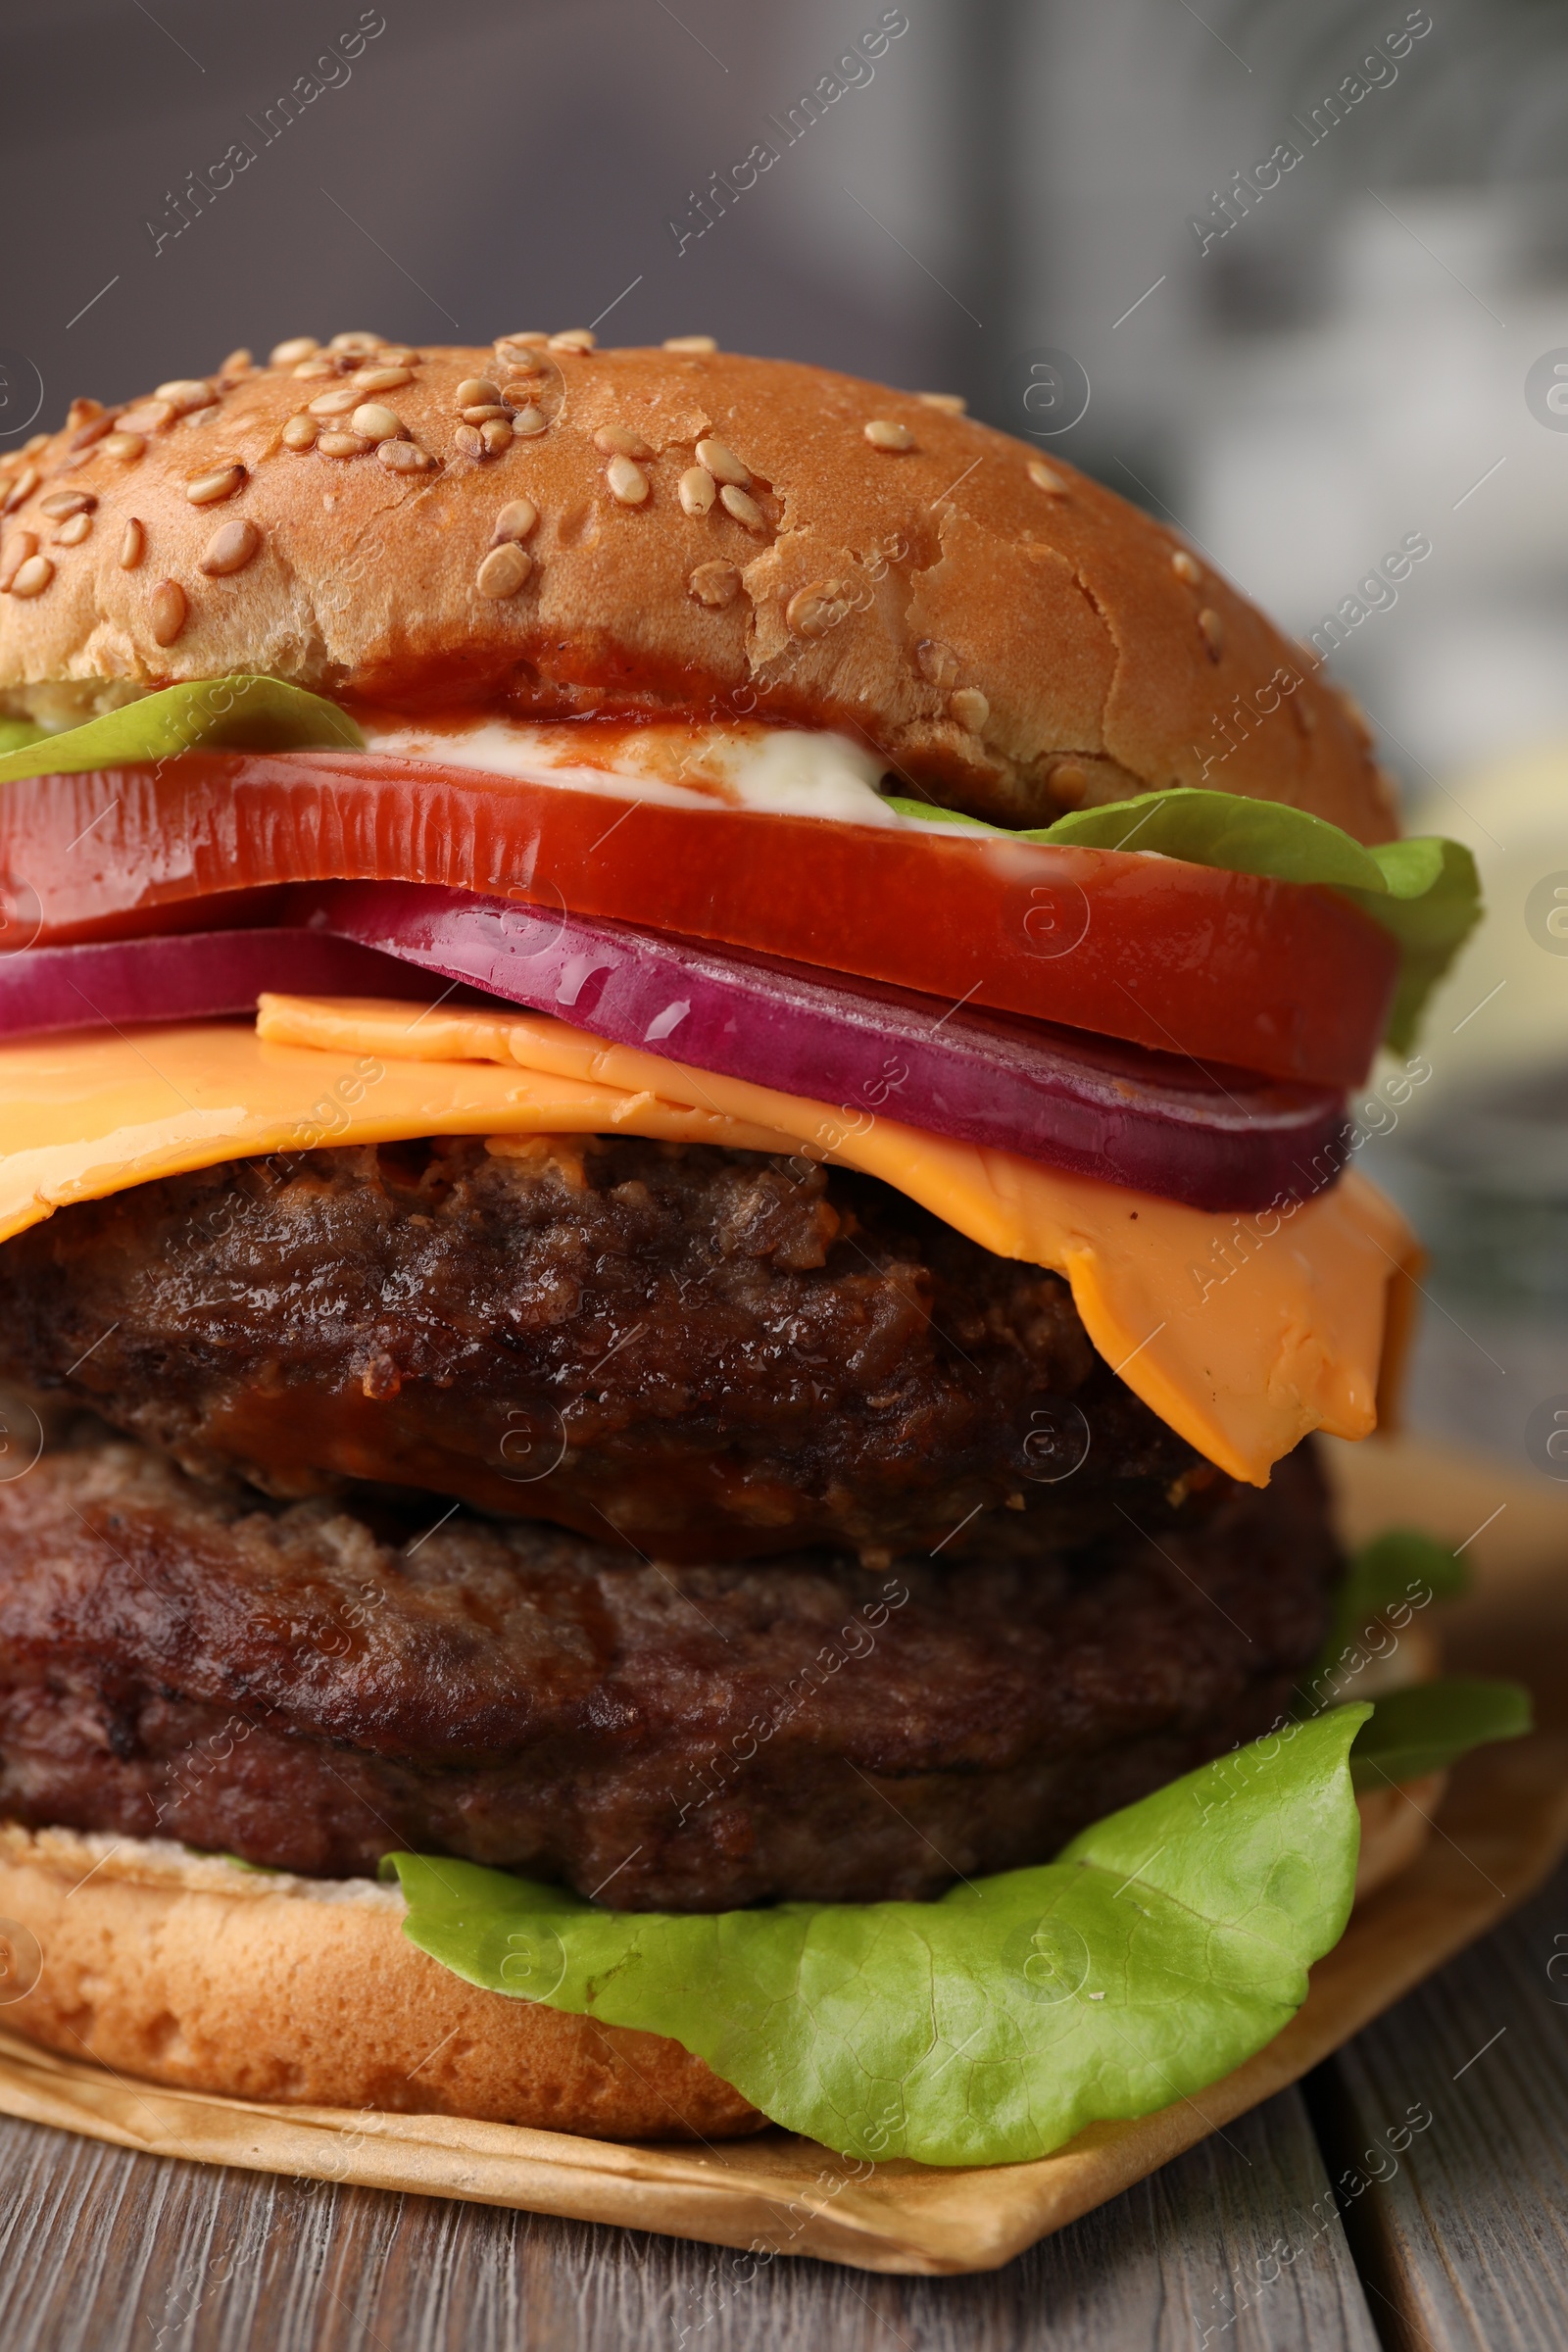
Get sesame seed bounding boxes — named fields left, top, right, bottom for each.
left=22, top=436, right=49, bottom=454
left=493, top=498, right=538, bottom=543
left=718, top=483, right=764, bottom=531
left=678, top=466, right=715, bottom=517
left=1197, top=607, right=1224, bottom=660
left=688, top=561, right=741, bottom=607
left=119, top=519, right=145, bottom=570
left=219, top=349, right=253, bottom=377
left=7, top=554, right=54, bottom=599
left=594, top=425, right=655, bottom=460
left=510, top=406, right=548, bottom=438
left=154, top=378, right=218, bottom=416
left=496, top=332, right=549, bottom=351
left=663, top=335, right=717, bottom=354
left=456, top=377, right=502, bottom=409
left=787, top=579, right=853, bottom=639
left=462, top=405, right=513, bottom=425
left=1028, top=460, right=1067, bottom=495
left=350, top=404, right=404, bottom=444
left=117, top=401, right=176, bottom=434
left=950, top=687, right=989, bottom=731
left=281, top=414, right=319, bottom=451
left=185, top=464, right=247, bottom=506
left=270, top=337, right=319, bottom=366
left=915, top=638, right=957, bottom=687
left=916, top=392, right=966, bottom=414
left=548, top=329, right=596, bottom=353
left=1170, top=549, right=1201, bottom=584
left=453, top=424, right=485, bottom=462
left=695, top=436, right=748, bottom=487
left=0, top=533, right=37, bottom=592
left=376, top=439, right=436, bottom=474
left=499, top=356, right=545, bottom=385
left=102, top=432, right=146, bottom=464
left=308, top=386, right=365, bottom=417
left=149, top=579, right=187, bottom=643
left=318, top=431, right=371, bottom=460
left=607, top=454, right=649, bottom=505
left=65, top=398, right=105, bottom=431
left=476, top=543, right=532, bottom=599
left=355, top=367, right=415, bottom=394
left=69, top=414, right=115, bottom=452
left=54, top=513, right=92, bottom=546
left=39, top=491, right=96, bottom=519
left=1049, top=760, right=1089, bottom=808
left=372, top=345, right=420, bottom=368
left=199, top=517, right=262, bottom=576
left=327, top=332, right=384, bottom=355
left=864, top=418, right=914, bottom=452
left=480, top=417, right=513, bottom=456
left=291, top=359, right=339, bottom=380
left=1, top=466, right=39, bottom=515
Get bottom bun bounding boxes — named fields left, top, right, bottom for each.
left=0, top=1826, right=760, bottom=2141
left=1353, top=1770, right=1445, bottom=1901
left=0, top=1795, right=1438, bottom=2143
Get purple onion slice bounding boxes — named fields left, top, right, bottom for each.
left=297, top=881, right=1348, bottom=1211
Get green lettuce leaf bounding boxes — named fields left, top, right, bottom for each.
left=389, top=1706, right=1369, bottom=2166
left=1349, top=1677, right=1531, bottom=1791
left=1341, top=1525, right=1469, bottom=1611
left=884, top=793, right=996, bottom=831
left=0, top=675, right=363, bottom=785
left=884, top=784, right=1480, bottom=1053
left=1340, top=838, right=1482, bottom=1054
left=1312, top=1526, right=1468, bottom=1696
left=0, top=717, right=47, bottom=759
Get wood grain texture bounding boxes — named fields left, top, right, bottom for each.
left=1309, top=1852, right=1568, bottom=2352
left=0, top=2085, right=1375, bottom=2352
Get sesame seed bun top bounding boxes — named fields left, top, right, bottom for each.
left=0, top=330, right=1395, bottom=838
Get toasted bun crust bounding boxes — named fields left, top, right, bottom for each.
left=0, top=1826, right=760, bottom=2140
left=0, top=1798, right=1429, bottom=2137
left=0, top=334, right=1394, bottom=836
left=1354, top=1771, right=1445, bottom=1901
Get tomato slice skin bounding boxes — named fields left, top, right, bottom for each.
left=0, top=751, right=1398, bottom=1085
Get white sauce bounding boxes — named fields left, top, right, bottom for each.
left=356, top=716, right=923, bottom=828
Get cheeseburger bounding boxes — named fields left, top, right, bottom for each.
left=0, top=331, right=1501, bottom=2166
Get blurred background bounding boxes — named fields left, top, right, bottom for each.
left=3, top=0, right=1567, bottom=1472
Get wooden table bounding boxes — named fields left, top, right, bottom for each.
left=3, top=1435, right=1564, bottom=2349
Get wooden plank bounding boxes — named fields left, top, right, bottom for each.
left=1308, top=1853, right=1568, bottom=2352
left=0, top=2084, right=1374, bottom=2352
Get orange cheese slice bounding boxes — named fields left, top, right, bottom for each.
left=0, top=998, right=1422, bottom=1486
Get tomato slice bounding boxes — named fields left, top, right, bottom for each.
left=0, top=751, right=1397, bottom=1085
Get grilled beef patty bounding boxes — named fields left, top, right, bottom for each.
left=0, top=1424, right=1336, bottom=1909
left=0, top=1136, right=1207, bottom=1562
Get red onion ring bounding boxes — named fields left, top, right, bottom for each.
left=294, top=883, right=1346, bottom=1211
left=0, top=926, right=431, bottom=1035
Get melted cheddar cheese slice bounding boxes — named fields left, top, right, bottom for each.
left=0, top=998, right=1421, bottom=1487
